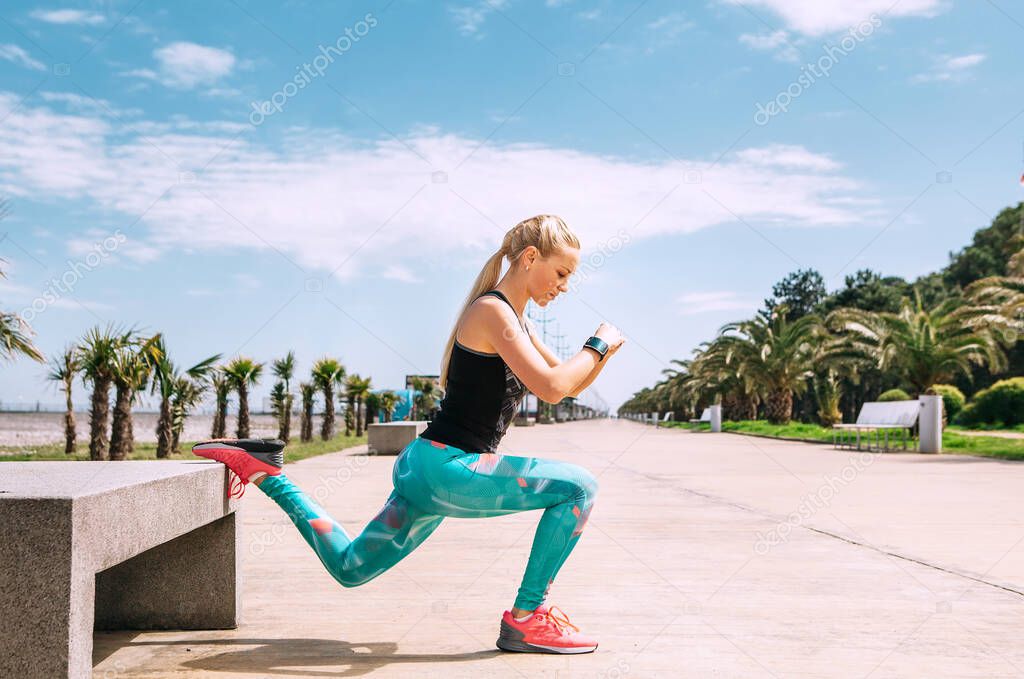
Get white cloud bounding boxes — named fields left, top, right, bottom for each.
left=150, top=42, right=236, bottom=89
left=646, top=13, right=695, bottom=41
left=733, top=144, right=841, bottom=171
left=30, top=9, right=105, bottom=25
left=0, top=92, right=871, bottom=280
left=39, top=91, right=143, bottom=118
left=912, top=52, right=986, bottom=83
left=0, top=44, right=46, bottom=71
left=676, top=291, right=757, bottom=316
left=450, top=0, right=509, bottom=37
left=381, top=265, right=422, bottom=283
left=720, top=0, right=945, bottom=36
left=738, top=30, right=800, bottom=62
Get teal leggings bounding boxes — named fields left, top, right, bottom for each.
left=257, top=436, right=598, bottom=611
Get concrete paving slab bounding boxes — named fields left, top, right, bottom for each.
left=92, top=419, right=1024, bottom=678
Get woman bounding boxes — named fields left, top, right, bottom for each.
left=194, top=214, right=625, bottom=654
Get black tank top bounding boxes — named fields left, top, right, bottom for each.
left=420, top=290, right=529, bottom=454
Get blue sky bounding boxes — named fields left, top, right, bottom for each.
left=1, top=0, right=1023, bottom=412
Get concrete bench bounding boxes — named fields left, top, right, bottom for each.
left=367, top=421, right=428, bottom=455
left=832, top=400, right=922, bottom=451
left=654, top=411, right=674, bottom=427
left=0, top=461, right=240, bottom=679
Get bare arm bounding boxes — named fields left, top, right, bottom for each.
left=567, top=359, right=605, bottom=398
left=527, top=317, right=561, bottom=368
left=469, top=298, right=598, bottom=404
left=568, top=332, right=626, bottom=397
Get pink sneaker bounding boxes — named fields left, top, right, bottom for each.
left=192, top=438, right=284, bottom=498
left=496, top=605, right=598, bottom=654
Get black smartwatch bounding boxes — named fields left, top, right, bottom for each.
left=583, top=336, right=609, bottom=361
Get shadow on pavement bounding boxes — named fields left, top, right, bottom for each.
left=95, top=634, right=505, bottom=676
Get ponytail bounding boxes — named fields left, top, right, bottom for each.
left=439, top=214, right=580, bottom=390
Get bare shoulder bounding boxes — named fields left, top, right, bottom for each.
left=457, top=295, right=519, bottom=353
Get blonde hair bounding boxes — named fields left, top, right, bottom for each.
left=439, top=214, right=581, bottom=390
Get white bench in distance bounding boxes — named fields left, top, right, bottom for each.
left=832, top=400, right=921, bottom=451
left=690, top=408, right=711, bottom=425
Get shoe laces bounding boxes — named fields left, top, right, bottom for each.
left=539, top=606, right=579, bottom=635
left=227, top=471, right=247, bottom=499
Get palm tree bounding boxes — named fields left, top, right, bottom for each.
left=223, top=356, right=264, bottom=438
left=210, top=369, right=230, bottom=438
left=78, top=325, right=125, bottom=460
left=813, top=368, right=843, bottom=426
left=299, top=382, right=315, bottom=442
left=364, top=391, right=381, bottom=427
left=312, top=357, right=345, bottom=440
left=0, top=203, right=44, bottom=364
left=46, top=346, right=79, bottom=455
left=0, top=268, right=44, bottom=363
left=828, top=292, right=1008, bottom=395
left=170, top=376, right=208, bottom=455
left=109, top=332, right=161, bottom=460
left=378, top=390, right=398, bottom=423
left=410, top=376, right=439, bottom=421
left=271, top=351, right=296, bottom=442
left=347, top=375, right=372, bottom=436
left=343, top=373, right=359, bottom=436
left=966, top=243, right=1024, bottom=330
left=151, top=339, right=219, bottom=458
left=714, top=308, right=827, bottom=424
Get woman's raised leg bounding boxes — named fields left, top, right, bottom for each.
left=258, top=474, right=445, bottom=588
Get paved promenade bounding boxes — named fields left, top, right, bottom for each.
left=93, top=419, right=1024, bottom=678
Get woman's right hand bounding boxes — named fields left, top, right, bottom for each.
left=594, top=322, right=625, bottom=353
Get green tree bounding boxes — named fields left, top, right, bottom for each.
left=364, top=391, right=381, bottom=427
left=109, top=332, right=161, bottom=460
left=210, top=368, right=230, bottom=438
left=224, top=357, right=264, bottom=438
left=312, top=358, right=345, bottom=439
left=410, top=376, right=440, bottom=421
left=299, top=382, right=315, bottom=442
left=78, top=325, right=127, bottom=460
left=150, top=339, right=219, bottom=458
left=170, top=375, right=209, bottom=455
left=820, top=269, right=910, bottom=314
left=46, top=346, right=79, bottom=455
left=378, top=390, right=399, bottom=423
left=763, top=269, right=827, bottom=321
left=715, top=308, right=827, bottom=424
left=943, top=202, right=1024, bottom=290
left=271, top=351, right=296, bottom=442
left=828, top=293, right=1008, bottom=395
left=0, top=201, right=44, bottom=364
left=348, top=375, right=372, bottom=436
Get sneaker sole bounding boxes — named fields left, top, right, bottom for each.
left=495, top=620, right=598, bottom=654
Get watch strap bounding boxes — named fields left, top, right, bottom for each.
left=583, top=336, right=609, bottom=361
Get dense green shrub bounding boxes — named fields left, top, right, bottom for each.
left=932, top=384, right=965, bottom=421
left=878, top=388, right=911, bottom=402
left=956, top=377, right=1024, bottom=427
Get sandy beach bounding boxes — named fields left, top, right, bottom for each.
left=0, top=412, right=291, bottom=448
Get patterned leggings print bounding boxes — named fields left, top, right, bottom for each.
left=257, top=436, right=599, bottom=611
